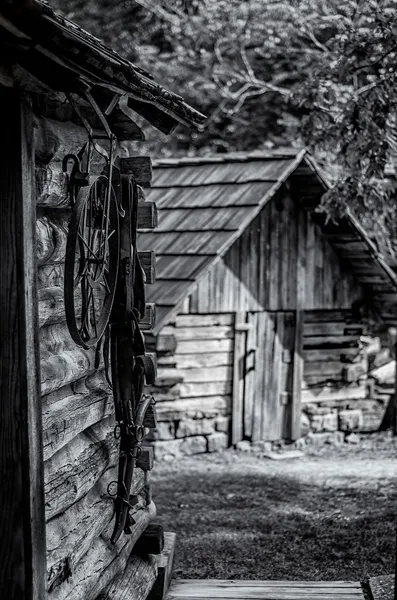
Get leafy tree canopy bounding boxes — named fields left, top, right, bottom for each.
left=52, top=0, right=397, bottom=258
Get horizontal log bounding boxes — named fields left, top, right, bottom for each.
left=49, top=502, right=156, bottom=600
left=175, top=339, right=233, bottom=355
left=32, top=97, right=145, bottom=141
left=139, top=251, right=156, bottom=284
left=303, top=335, right=361, bottom=349
left=162, top=326, right=233, bottom=341
left=40, top=322, right=75, bottom=358
left=38, top=262, right=65, bottom=289
left=304, top=322, right=366, bottom=337
left=175, top=314, right=234, bottom=328
left=37, top=215, right=68, bottom=265
left=46, top=468, right=148, bottom=592
left=175, top=352, right=233, bottom=369
left=301, top=384, right=367, bottom=404
left=33, top=115, right=108, bottom=165
left=156, top=396, right=231, bottom=422
left=44, top=416, right=118, bottom=520
left=42, top=386, right=114, bottom=460
left=303, top=361, right=344, bottom=377
left=95, top=549, right=157, bottom=600
left=303, top=310, right=354, bottom=323
left=120, top=157, right=153, bottom=186
left=39, top=286, right=66, bottom=327
left=174, top=366, right=233, bottom=384
left=303, top=347, right=362, bottom=362
left=36, top=162, right=105, bottom=207
left=137, top=202, right=158, bottom=229
left=179, top=381, right=232, bottom=398
left=145, top=334, right=177, bottom=354
left=41, top=348, right=97, bottom=396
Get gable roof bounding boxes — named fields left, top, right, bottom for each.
left=0, top=1, right=205, bottom=134
left=139, top=149, right=397, bottom=333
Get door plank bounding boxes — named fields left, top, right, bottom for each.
left=231, top=312, right=247, bottom=445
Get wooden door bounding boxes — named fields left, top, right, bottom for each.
left=243, top=311, right=297, bottom=442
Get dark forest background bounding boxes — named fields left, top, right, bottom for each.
left=52, top=0, right=397, bottom=260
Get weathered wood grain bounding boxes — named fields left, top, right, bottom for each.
left=232, top=312, right=247, bottom=445
left=41, top=347, right=97, bottom=395
left=179, top=381, right=232, bottom=398
left=175, top=314, right=234, bottom=327
left=301, top=384, right=367, bottom=404
left=44, top=416, right=118, bottom=520
left=156, top=397, right=231, bottom=421
left=163, top=325, right=233, bottom=341
left=174, top=352, right=233, bottom=369
left=0, top=92, right=46, bottom=599
left=148, top=532, right=176, bottom=600
left=95, top=552, right=157, bottom=600
left=167, top=579, right=365, bottom=600
left=173, top=366, right=232, bottom=383
left=37, top=215, right=68, bottom=265
left=33, top=115, right=107, bottom=166
left=48, top=502, right=156, bottom=600
left=46, top=473, right=147, bottom=593
left=42, top=386, right=114, bottom=460
left=176, top=339, right=233, bottom=355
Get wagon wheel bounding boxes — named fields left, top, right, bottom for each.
left=64, top=175, right=120, bottom=349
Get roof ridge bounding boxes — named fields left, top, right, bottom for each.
left=153, top=148, right=306, bottom=168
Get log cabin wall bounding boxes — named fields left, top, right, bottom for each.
left=148, top=183, right=383, bottom=453
left=35, top=114, right=156, bottom=599
left=145, top=312, right=233, bottom=459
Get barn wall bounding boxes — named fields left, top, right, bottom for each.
left=188, top=185, right=364, bottom=313
left=145, top=313, right=233, bottom=458
left=35, top=115, right=156, bottom=599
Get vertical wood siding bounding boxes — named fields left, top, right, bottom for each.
left=188, top=186, right=364, bottom=313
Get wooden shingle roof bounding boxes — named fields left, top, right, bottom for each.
left=0, top=1, right=205, bottom=133
left=140, top=150, right=397, bottom=333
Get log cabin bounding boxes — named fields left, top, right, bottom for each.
left=0, top=2, right=204, bottom=599
left=139, top=151, right=397, bottom=457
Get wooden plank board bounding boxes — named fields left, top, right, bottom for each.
left=167, top=579, right=364, bottom=600
left=179, top=381, right=232, bottom=398
left=175, top=314, right=234, bottom=327
left=175, top=352, right=233, bottom=369
left=176, top=339, right=233, bottom=355
left=148, top=532, right=177, bottom=600
left=0, top=92, right=46, bottom=599
left=303, top=323, right=366, bottom=337
left=232, top=312, right=247, bottom=445
left=162, top=325, right=233, bottom=341
left=176, top=366, right=233, bottom=383
left=244, top=313, right=257, bottom=439
left=251, top=313, right=263, bottom=442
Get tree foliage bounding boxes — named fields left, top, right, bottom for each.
left=52, top=0, right=397, bottom=257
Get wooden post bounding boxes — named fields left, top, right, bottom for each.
left=231, top=311, right=247, bottom=445
left=0, top=90, right=46, bottom=598
left=290, top=201, right=306, bottom=440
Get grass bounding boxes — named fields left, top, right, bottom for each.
left=151, top=436, right=397, bottom=582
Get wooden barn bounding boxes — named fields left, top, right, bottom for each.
left=0, top=2, right=204, bottom=599
left=139, top=151, right=397, bottom=457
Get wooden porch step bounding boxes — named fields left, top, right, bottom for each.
left=166, top=579, right=365, bottom=600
